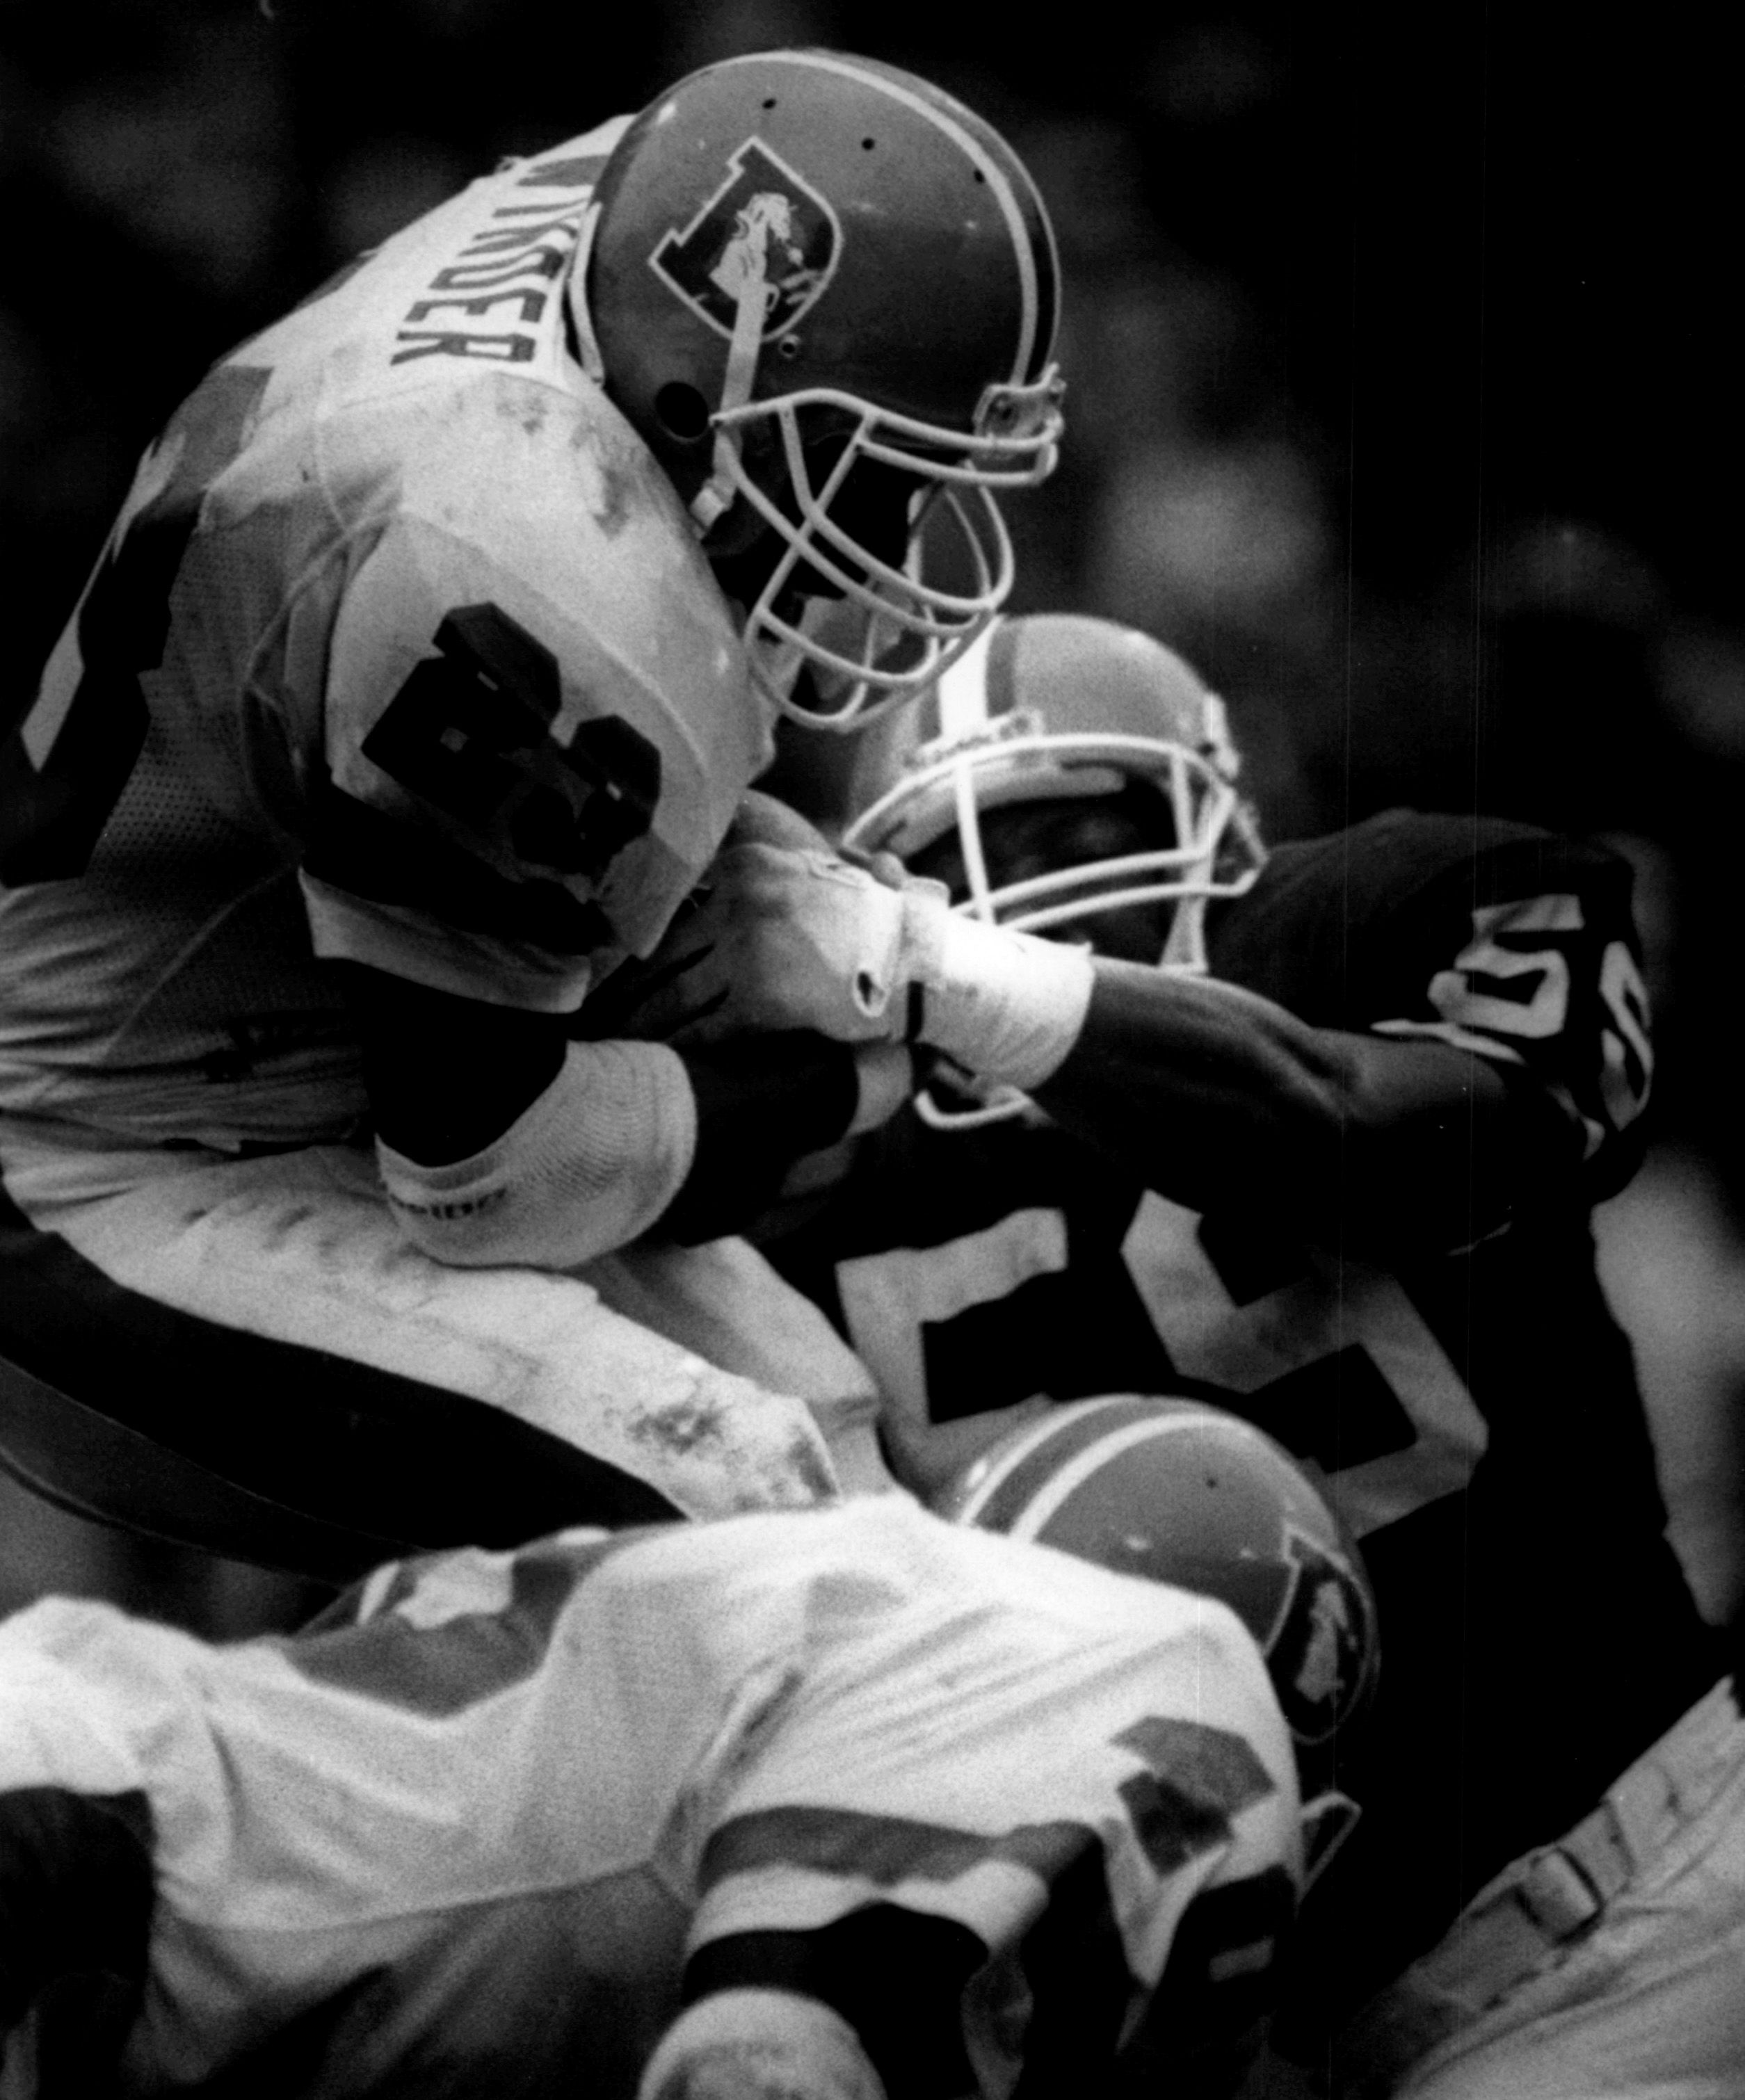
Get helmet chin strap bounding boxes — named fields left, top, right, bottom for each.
left=565, top=202, right=607, bottom=384
left=691, top=243, right=775, bottom=533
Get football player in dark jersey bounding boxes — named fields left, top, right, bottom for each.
left=692, top=613, right=1742, bottom=2094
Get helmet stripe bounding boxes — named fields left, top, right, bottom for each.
left=959, top=1396, right=1158, bottom=1534
left=983, top=612, right=1023, bottom=722
left=934, top=619, right=999, bottom=736
left=1013, top=1413, right=1203, bottom=1540
left=750, top=49, right=1045, bottom=385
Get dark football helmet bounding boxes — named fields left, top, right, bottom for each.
left=940, top=1394, right=1378, bottom=1882
left=581, top=51, right=1064, bottom=727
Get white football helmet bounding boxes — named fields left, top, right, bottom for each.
left=843, top=613, right=1265, bottom=1122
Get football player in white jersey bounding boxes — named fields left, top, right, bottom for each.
left=0, top=52, right=1064, bottom=1560
left=0, top=1446, right=1362, bottom=2099
left=695, top=614, right=1745, bottom=2097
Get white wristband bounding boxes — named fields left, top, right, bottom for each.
left=901, top=891, right=1095, bottom=1092
left=638, top=1989, right=887, bottom=2100
left=377, top=1038, right=696, bottom=1269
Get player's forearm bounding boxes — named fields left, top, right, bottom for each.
left=1031, top=960, right=1582, bottom=1252
left=375, top=1035, right=697, bottom=1266
left=657, top=1036, right=906, bottom=1244
left=341, top=961, right=883, bottom=1265
left=373, top=1029, right=880, bottom=1268
left=1025, top=963, right=1362, bottom=1232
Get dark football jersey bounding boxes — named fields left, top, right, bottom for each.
left=758, top=811, right=1721, bottom=2021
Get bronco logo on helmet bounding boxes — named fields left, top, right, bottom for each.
left=587, top=50, right=1063, bottom=722
left=650, top=140, right=842, bottom=344
left=940, top=1395, right=1378, bottom=1887
left=1269, top=1527, right=1376, bottom=1748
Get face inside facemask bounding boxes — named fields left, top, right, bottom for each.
left=906, top=784, right=1183, bottom=966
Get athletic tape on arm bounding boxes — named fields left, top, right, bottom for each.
left=906, top=894, right=1095, bottom=1091
left=377, top=1037, right=697, bottom=1268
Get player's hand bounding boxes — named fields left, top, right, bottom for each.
left=727, top=787, right=908, bottom=890
left=579, top=850, right=921, bottom=1047
left=585, top=769, right=938, bottom=1048
left=724, top=787, right=837, bottom=854
left=569, top=882, right=725, bottom=1042
left=660, top=844, right=939, bottom=1047
left=581, top=791, right=913, bottom=1046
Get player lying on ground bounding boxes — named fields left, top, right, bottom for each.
left=663, top=612, right=1742, bottom=2096
left=0, top=51, right=1063, bottom=1569
left=0, top=1417, right=1373, bottom=2100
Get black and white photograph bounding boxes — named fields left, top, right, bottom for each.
left=3, top=6, right=1742, bottom=2094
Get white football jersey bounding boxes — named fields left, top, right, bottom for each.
left=0, top=122, right=769, bottom=1150
left=0, top=1497, right=1298, bottom=2098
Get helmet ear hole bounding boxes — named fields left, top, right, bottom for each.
left=653, top=382, right=711, bottom=443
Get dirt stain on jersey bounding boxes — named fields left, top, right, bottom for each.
left=634, top=1392, right=730, bottom=1457
left=573, top=412, right=684, bottom=541
left=782, top=1432, right=836, bottom=1504
left=625, top=1391, right=834, bottom=1508
left=263, top=1203, right=319, bottom=1245
left=589, top=458, right=637, bottom=539
left=497, top=385, right=549, bottom=440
